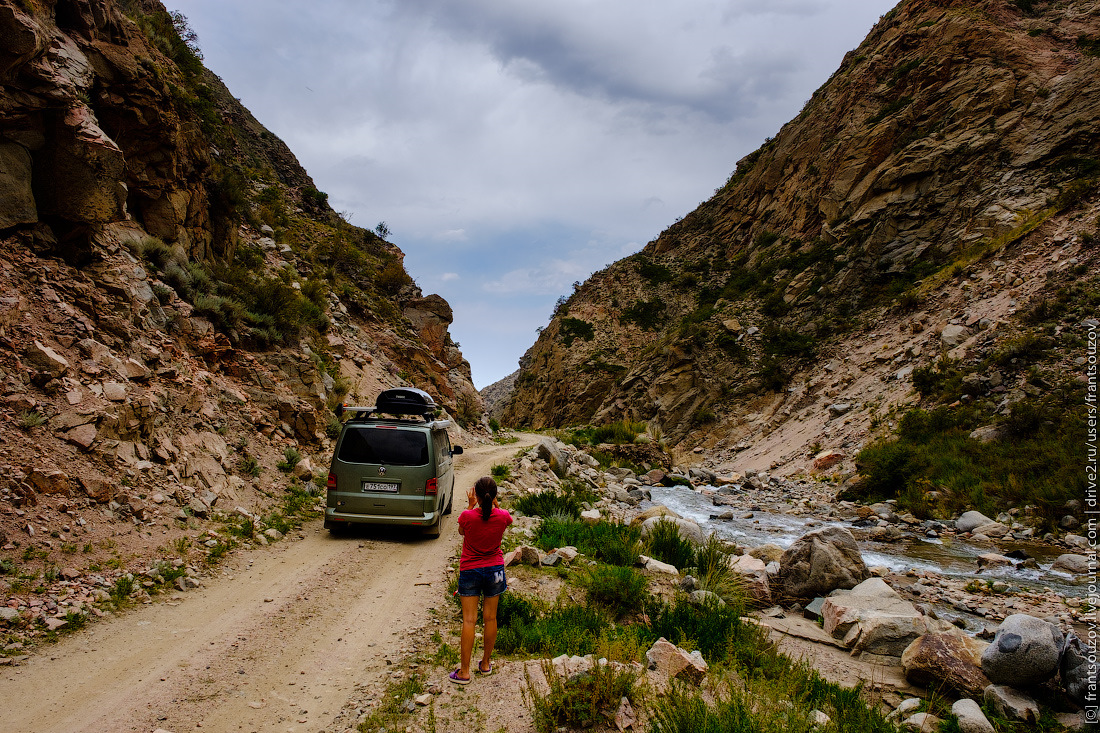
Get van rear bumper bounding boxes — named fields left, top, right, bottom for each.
left=324, top=507, right=438, bottom=527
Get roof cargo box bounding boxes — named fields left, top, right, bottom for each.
left=375, top=387, right=437, bottom=416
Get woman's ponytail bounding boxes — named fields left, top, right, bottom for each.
left=474, top=476, right=497, bottom=521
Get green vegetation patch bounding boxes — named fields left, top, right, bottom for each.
left=560, top=316, right=595, bottom=346
left=514, top=490, right=583, bottom=520
left=851, top=389, right=1083, bottom=526
left=534, top=516, right=642, bottom=566
left=621, top=298, right=666, bottom=330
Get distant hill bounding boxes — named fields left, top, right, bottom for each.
left=480, top=370, right=519, bottom=422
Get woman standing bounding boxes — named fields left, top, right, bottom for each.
left=450, top=476, right=513, bottom=684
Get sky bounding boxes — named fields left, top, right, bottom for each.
left=170, top=0, right=897, bottom=389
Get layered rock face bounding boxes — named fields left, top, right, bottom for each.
left=0, top=0, right=480, bottom=582
left=504, top=0, right=1100, bottom=445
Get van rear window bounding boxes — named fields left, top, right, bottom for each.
left=338, top=428, right=428, bottom=466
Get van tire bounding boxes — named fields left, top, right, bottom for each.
left=423, top=512, right=443, bottom=539
left=442, top=489, right=453, bottom=515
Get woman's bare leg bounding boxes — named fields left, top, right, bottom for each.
left=480, top=594, right=499, bottom=672
left=458, top=594, right=480, bottom=680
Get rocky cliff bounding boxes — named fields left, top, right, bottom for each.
left=0, top=0, right=482, bottom=608
left=504, top=0, right=1099, bottom=468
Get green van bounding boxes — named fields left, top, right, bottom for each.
left=324, top=388, right=463, bottom=537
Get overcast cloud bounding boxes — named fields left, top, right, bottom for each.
left=171, top=0, right=896, bottom=388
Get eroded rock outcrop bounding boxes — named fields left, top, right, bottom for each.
left=503, top=0, right=1100, bottom=450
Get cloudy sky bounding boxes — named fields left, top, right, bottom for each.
left=170, top=0, right=896, bottom=389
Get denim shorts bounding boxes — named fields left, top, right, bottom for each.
left=458, top=565, right=507, bottom=597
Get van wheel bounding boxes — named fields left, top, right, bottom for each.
left=423, top=512, right=443, bottom=539
left=443, top=489, right=453, bottom=515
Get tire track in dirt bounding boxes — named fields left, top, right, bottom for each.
left=0, top=436, right=539, bottom=733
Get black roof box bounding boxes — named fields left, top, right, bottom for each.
left=375, top=387, right=437, bottom=416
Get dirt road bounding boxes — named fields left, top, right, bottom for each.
left=0, top=435, right=538, bottom=733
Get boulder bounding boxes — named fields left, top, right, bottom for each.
left=981, top=614, right=1063, bottom=687
left=971, top=522, right=1009, bottom=538
left=887, top=698, right=922, bottom=721
left=1061, top=632, right=1098, bottom=706
left=513, top=545, right=541, bottom=566
left=79, top=476, right=115, bottom=503
left=812, top=450, right=845, bottom=471
left=822, top=578, right=935, bottom=656
left=747, top=543, right=785, bottom=564
left=941, top=324, right=971, bottom=347
left=983, top=684, right=1038, bottom=724
left=903, top=712, right=941, bottom=731
left=642, top=556, right=679, bottom=576
left=778, top=526, right=869, bottom=600
left=727, top=554, right=771, bottom=606
left=1051, top=553, right=1089, bottom=574
left=28, top=468, right=71, bottom=496
left=535, top=439, right=567, bottom=478
left=25, top=340, right=70, bottom=378
left=579, top=508, right=601, bottom=524
left=630, top=505, right=682, bottom=525
left=644, top=638, right=707, bottom=684
left=956, top=510, right=994, bottom=533
left=0, top=142, right=37, bottom=228
left=901, top=631, right=990, bottom=698
left=292, top=456, right=314, bottom=481
left=950, top=698, right=995, bottom=733
left=641, top=516, right=705, bottom=545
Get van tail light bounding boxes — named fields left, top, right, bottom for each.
left=425, top=478, right=438, bottom=495
left=327, top=473, right=337, bottom=491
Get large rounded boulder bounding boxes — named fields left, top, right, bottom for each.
left=777, top=526, right=869, bottom=600
left=980, top=614, right=1063, bottom=687
left=901, top=632, right=990, bottom=698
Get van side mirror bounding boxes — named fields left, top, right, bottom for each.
left=452, top=446, right=464, bottom=455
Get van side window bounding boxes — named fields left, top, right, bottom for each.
left=339, top=428, right=428, bottom=466
left=432, top=430, right=451, bottom=464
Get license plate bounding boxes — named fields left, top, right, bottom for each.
left=362, top=481, right=399, bottom=493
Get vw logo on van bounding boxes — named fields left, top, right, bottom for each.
left=378, top=466, right=387, bottom=476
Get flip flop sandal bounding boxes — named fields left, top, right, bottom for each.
left=449, top=669, right=471, bottom=685
left=476, top=661, right=493, bottom=675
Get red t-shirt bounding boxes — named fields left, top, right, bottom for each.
left=458, top=507, right=513, bottom=570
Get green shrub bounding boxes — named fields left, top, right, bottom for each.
left=560, top=317, right=595, bottom=346
left=192, top=293, right=246, bottom=331
left=238, top=455, right=260, bottom=478
left=276, top=446, right=302, bottom=473
left=514, top=491, right=582, bottom=519
left=589, top=421, right=647, bottom=445
left=762, top=326, right=817, bottom=358
left=18, top=410, right=47, bottom=429
left=583, top=565, right=648, bottom=619
left=647, top=595, right=749, bottom=664
left=991, top=333, right=1052, bottom=368
left=524, top=658, right=640, bottom=733
left=636, top=256, right=675, bottom=283
left=490, top=463, right=513, bottom=481
left=621, top=298, right=665, bottom=330
left=644, top=519, right=695, bottom=569
left=110, top=574, right=135, bottom=605
left=534, top=517, right=641, bottom=567
left=497, top=591, right=539, bottom=630
left=496, top=603, right=611, bottom=657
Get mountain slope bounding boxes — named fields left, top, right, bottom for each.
left=0, top=0, right=483, bottom=631
left=504, top=0, right=1099, bottom=461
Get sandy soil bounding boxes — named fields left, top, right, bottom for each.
left=0, top=435, right=539, bottom=733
